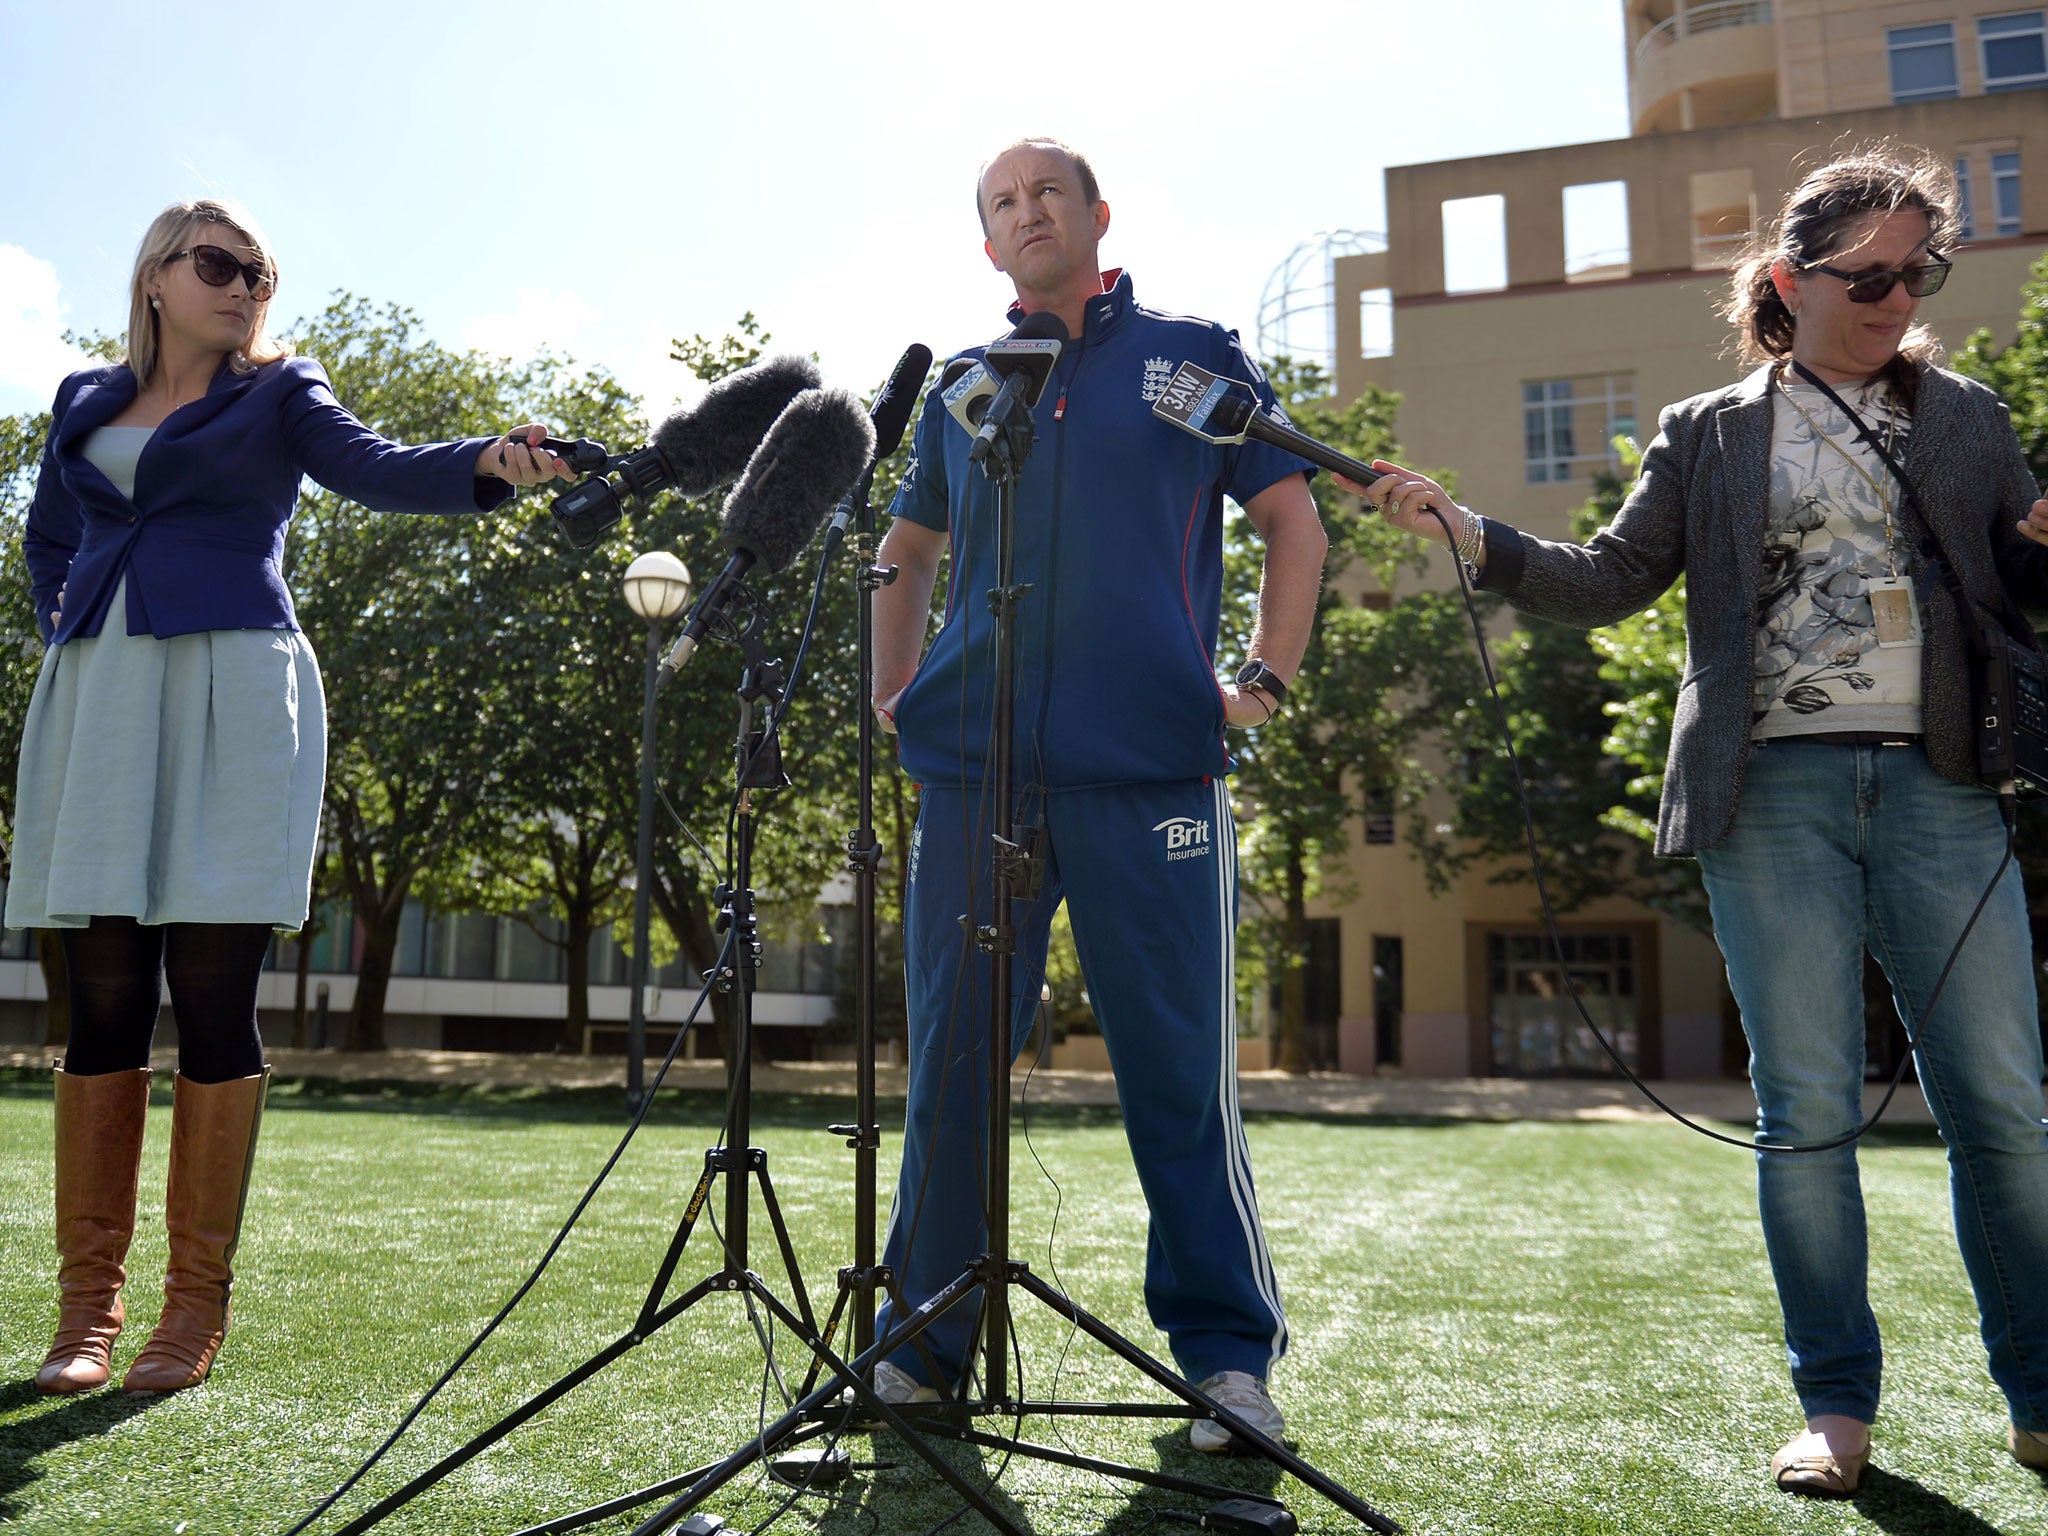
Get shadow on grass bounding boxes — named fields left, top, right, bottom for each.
left=1851, top=1463, right=2020, bottom=1534
left=816, top=1429, right=1042, bottom=1536
left=0, top=1378, right=161, bottom=1520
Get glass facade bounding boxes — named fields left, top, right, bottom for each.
left=1486, top=930, right=1641, bottom=1076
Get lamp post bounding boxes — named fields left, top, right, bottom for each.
left=621, top=551, right=692, bottom=1114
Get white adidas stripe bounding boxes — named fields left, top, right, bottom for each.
left=1211, top=778, right=1287, bottom=1366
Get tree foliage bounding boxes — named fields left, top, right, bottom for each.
left=1226, top=359, right=1472, bottom=1071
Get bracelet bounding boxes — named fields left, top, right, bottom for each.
left=1454, top=508, right=1485, bottom=577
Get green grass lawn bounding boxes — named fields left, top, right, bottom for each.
left=1, top=1069, right=2044, bottom=1536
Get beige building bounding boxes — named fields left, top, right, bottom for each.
left=1314, top=0, right=2047, bottom=1079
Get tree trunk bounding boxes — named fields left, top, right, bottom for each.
left=347, top=898, right=403, bottom=1053
left=292, top=924, right=313, bottom=1049
left=561, top=905, right=593, bottom=1054
left=36, top=930, right=69, bottom=1048
left=1275, top=839, right=1311, bottom=1074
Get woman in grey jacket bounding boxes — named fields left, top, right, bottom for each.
left=1347, top=150, right=2048, bottom=1497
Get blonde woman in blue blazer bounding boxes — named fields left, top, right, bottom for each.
left=11, top=197, right=570, bottom=1397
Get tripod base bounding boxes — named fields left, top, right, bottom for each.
left=606, top=1257, right=1401, bottom=1536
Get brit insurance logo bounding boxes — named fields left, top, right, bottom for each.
left=1153, top=816, right=1212, bottom=863
left=1140, top=357, right=1176, bottom=404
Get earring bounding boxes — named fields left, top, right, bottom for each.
left=151, top=296, right=161, bottom=310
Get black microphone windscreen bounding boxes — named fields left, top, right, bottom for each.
left=720, top=389, right=878, bottom=572
left=939, top=356, right=976, bottom=390
left=1010, top=310, right=1070, bottom=344
left=871, top=344, right=933, bottom=460
left=650, top=353, right=824, bottom=498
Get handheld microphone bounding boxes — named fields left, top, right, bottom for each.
left=531, top=435, right=608, bottom=474
left=1149, top=360, right=1368, bottom=480
left=550, top=354, right=823, bottom=548
left=828, top=342, right=934, bottom=537
left=941, top=356, right=1000, bottom=439
left=658, top=388, right=877, bottom=683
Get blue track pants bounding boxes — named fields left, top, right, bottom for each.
left=877, top=777, right=1288, bottom=1387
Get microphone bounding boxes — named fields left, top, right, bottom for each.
left=941, top=354, right=1000, bottom=439
left=939, top=312, right=1068, bottom=459
left=658, top=388, right=877, bottom=682
left=969, top=311, right=1067, bottom=464
left=828, top=342, right=934, bottom=537
left=1149, top=360, right=1369, bottom=480
left=550, top=354, right=823, bottom=547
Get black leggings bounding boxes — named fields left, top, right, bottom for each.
left=59, top=917, right=271, bottom=1083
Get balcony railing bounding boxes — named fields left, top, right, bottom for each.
left=1633, top=0, right=1773, bottom=70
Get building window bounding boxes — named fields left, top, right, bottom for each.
left=1523, top=375, right=1636, bottom=484
left=1889, top=22, right=1959, bottom=101
left=1981, top=10, right=2048, bottom=91
left=1957, top=156, right=1977, bottom=240
left=1364, top=785, right=1396, bottom=845
left=1993, top=151, right=2023, bottom=236
left=1486, top=930, right=1640, bottom=1076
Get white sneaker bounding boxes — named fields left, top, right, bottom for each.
left=1189, top=1370, right=1283, bottom=1453
left=871, top=1360, right=942, bottom=1405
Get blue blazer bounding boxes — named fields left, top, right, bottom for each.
left=26, top=356, right=514, bottom=645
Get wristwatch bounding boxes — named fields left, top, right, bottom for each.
left=1234, top=659, right=1289, bottom=709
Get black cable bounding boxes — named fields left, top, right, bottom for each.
left=1427, top=503, right=2016, bottom=1154
left=281, top=946, right=732, bottom=1536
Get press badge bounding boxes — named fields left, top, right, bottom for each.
left=1869, top=575, right=1923, bottom=648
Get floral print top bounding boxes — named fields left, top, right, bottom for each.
left=1751, top=375, right=1923, bottom=740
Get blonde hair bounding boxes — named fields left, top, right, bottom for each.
left=1723, top=145, right=1959, bottom=400
left=124, top=197, right=292, bottom=384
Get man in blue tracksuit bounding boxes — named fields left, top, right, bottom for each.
left=870, top=138, right=1328, bottom=1451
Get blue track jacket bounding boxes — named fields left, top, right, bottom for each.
left=889, top=272, right=1313, bottom=791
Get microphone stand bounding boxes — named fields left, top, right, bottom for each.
left=828, top=462, right=895, bottom=1363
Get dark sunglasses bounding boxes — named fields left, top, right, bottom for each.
left=1799, top=251, right=1951, bottom=304
left=165, top=244, right=276, bottom=301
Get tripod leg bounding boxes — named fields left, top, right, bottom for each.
left=638, top=1158, right=723, bottom=1331
left=753, top=1155, right=820, bottom=1333
left=1009, top=1267, right=1402, bottom=1535
left=327, top=1274, right=728, bottom=1536
left=630, top=1270, right=1032, bottom=1536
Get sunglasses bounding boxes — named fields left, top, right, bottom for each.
left=165, top=244, right=276, bottom=302
left=1799, top=251, right=1951, bottom=304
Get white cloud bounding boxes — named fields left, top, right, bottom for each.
left=0, top=246, right=90, bottom=411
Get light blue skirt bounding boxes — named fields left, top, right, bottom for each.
left=5, top=578, right=326, bottom=931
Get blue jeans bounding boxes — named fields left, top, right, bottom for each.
left=1698, top=740, right=2048, bottom=1432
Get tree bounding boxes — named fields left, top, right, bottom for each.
left=285, top=295, right=577, bottom=1050
left=1226, top=359, right=1481, bottom=1072
left=1954, top=250, right=2048, bottom=483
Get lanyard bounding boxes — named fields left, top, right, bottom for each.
left=1772, top=364, right=1902, bottom=577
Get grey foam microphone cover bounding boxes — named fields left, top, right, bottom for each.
left=719, top=389, right=878, bottom=572
left=650, top=353, right=824, bottom=497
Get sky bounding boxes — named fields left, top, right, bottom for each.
left=0, top=0, right=1633, bottom=423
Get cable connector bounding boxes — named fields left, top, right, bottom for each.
left=665, top=1515, right=727, bottom=1536
left=1200, top=1499, right=1297, bottom=1536
left=769, top=1447, right=852, bottom=1487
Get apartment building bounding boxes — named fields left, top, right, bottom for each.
left=1317, top=0, right=2047, bottom=1079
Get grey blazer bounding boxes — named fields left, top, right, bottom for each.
left=1476, top=362, right=2048, bottom=857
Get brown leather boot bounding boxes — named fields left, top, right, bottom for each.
left=122, top=1070, right=268, bottom=1394
left=37, top=1067, right=152, bottom=1393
